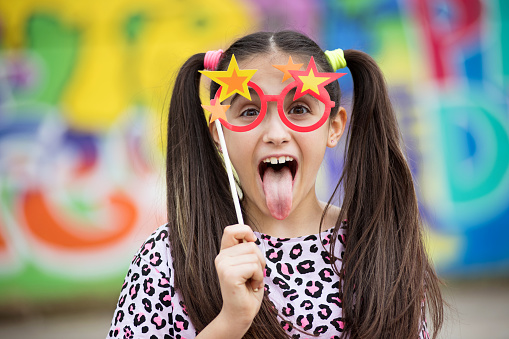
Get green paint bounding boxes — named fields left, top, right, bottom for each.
left=441, top=101, right=509, bottom=203
left=0, top=178, right=17, bottom=215
left=23, top=14, right=80, bottom=106
left=194, top=16, right=208, bottom=29
left=341, top=0, right=380, bottom=15
left=65, top=195, right=101, bottom=224
left=0, top=261, right=127, bottom=302
left=125, top=13, right=146, bottom=44
left=375, top=19, right=406, bottom=59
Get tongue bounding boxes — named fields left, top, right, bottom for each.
left=262, top=166, right=293, bottom=220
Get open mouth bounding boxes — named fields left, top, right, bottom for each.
left=258, top=156, right=297, bottom=220
left=258, top=156, right=298, bottom=182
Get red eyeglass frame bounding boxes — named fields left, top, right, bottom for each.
left=212, top=80, right=336, bottom=133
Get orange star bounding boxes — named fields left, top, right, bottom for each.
left=273, top=56, right=304, bottom=82
left=200, top=55, right=257, bottom=102
left=201, top=100, right=230, bottom=124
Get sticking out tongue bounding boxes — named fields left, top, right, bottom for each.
left=262, top=166, right=293, bottom=220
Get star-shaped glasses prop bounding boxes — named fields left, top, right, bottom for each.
left=200, top=55, right=257, bottom=102
left=288, top=56, right=346, bottom=100
left=201, top=54, right=347, bottom=133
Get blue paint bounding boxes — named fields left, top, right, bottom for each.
left=464, top=50, right=484, bottom=82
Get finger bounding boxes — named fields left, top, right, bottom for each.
left=225, top=260, right=264, bottom=291
left=249, top=260, right=265, bottom=291
left=220, top=224, right=257, bottom=250
left=217, top=253, right=265, bottom=292
left=218, top=242, right=266, bottom=268
left=216, top=251, right=261, bottom=271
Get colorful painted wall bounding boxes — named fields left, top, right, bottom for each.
left=319, top=0, right=509, bottom=276
left=0, top=0, right=507, bottom=306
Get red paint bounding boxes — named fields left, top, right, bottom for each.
left=0, top=229, right=6, bottom=251
left=412, top=0, right=482, bottom=83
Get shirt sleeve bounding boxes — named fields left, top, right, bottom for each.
left=419, top=319, right=430, bottom=339
left=418, top=297, right=430, bottom=339
left=107, top=227, right=175, bottom=339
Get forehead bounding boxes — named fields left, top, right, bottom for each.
left=237, top=53, right=311, bottom=90
left=238, top=52, right=310, bottom=67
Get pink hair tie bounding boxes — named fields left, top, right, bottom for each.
left=204, top=49, right=223, bottom=71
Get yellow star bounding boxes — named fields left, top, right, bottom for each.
left=289, top=57, right=346, bottom=100
left=201, top=100, right=230, bottom=124
left=297, top=68, right=331, bottom=95
left=273, top=56, right=304, bottom=82
left=200, top=55, right=257, bottom=102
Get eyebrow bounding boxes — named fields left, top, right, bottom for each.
left=287, top=87, right=297, bottom=99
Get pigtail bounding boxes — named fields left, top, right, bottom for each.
left=166, top=53, right=291, bottom=338
left=330, top=50, right=443, bottom=338
left=166, top=53, right=236, bottom=330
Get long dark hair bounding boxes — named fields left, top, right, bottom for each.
left=166, top=30, right=443, bottom=338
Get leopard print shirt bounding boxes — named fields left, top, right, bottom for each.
left=107, top=224, right=430, bottom=338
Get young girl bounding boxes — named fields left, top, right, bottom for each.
left=107, top=31, right=444, bottom=339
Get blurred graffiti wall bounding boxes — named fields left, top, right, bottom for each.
left=0, top=0, right=507, bottom=306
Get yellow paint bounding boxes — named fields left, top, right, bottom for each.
left=376, top=20, right=416, bottom=84
left=0, top=0, right=257, bottom=132
left=423, top=223, right=464, bottom=269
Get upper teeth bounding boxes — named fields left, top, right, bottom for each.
left=263, top=156, right=294, bottom=164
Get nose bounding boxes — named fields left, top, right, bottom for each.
left=262, top=103, right=291, bottom=145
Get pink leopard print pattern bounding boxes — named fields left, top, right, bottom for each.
left=107, top=224, right=430, bottom=338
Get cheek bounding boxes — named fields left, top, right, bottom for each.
left=300, top=134, right=328, bottom=168
left=303, top=127, right=329, bottom=149
left=223, top=132, right=256, bottom=173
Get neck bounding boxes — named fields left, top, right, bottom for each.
left=244, top=189, right=338, bottom=238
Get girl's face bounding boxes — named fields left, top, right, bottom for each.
left=210, top=52, right=346, bottom=224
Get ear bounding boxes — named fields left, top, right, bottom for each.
left=208, top=119, right=221, bottom=147
left=327, top=107, right=347, bottom=148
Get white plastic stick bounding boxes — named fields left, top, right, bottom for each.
left=215, top=120, right=244, bottom=225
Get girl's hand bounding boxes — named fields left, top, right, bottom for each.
left=214, top=224, right=265, bottom=335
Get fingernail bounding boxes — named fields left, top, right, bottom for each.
left=253, top=287, right=259, bottom=292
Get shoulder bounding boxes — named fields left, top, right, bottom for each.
left=108, top=224, right=188, bottom=338
left=134, top=224, right=171, bottom=269
left=127, top=224, right=174, bottom=298
left=131, top=224, right=172, bottom=278
left=124, top=224, right=174, bottom=309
